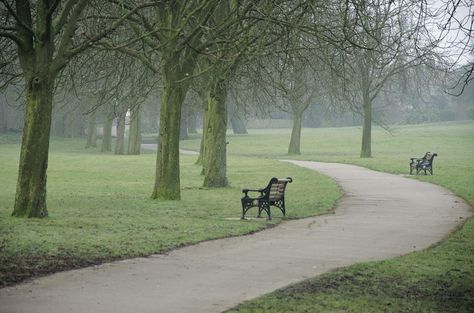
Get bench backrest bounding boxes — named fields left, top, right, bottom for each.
left=266, top=177, right=292, bottom=201
left=422, top=152, right=437, bottom=165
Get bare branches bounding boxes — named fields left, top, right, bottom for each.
left=52, top=1, right=161, bottom=73
left=1, top=0, right=35, bottom=36
left=52, top=0, right=82, bottom=35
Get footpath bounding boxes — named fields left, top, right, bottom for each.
left=0, top=160, right=470, bottom=313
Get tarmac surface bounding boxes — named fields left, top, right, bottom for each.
left=0, top=160, right=471, bottom=313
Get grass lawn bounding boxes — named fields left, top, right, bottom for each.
left=1, top=120, right=473, bottom=312
left=214, top=121, right=474, bottom=313
left=0, top=136, right=339, bottom=287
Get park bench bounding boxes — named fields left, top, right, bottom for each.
left=241, top=177, right=293, bottom=220
left=409, top=152, right=437, bottom=175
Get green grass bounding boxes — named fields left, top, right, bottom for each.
left=1, top=121, right=473, bottom=312
left=0, top=136, right=339, bottom=286
left=181, top=121, right=474, bottom=205
left=218, top=121, right=474, bottom=313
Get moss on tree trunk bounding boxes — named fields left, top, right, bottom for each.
left=203, top=78, right=228, bottom=187
left=12, top=75, right=53, bottom=218
left=152, top=81, right=185, bottom=200
left=152, top=51, right=198, bottom=200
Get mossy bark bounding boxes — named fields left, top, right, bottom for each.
left=288, top=110, right=303, bottom=155
left=128, top=105, right=141, bottom=155
left=101, top=113, right=114, bottom=152
left=12, top=1, right=57, bottom=217
left=115, top=108, right=126, bottom=155
left=203, top=78, right=228, bottom=187
left=152, top=54, right=196, bottom=200
left=85, top=111, right=97, bottom=148
left=152, top=79, right=186, bottom=200
left=12, top=75, right=53, bottom=217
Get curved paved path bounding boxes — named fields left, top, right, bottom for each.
left=0, top=161, right=471, bottom=313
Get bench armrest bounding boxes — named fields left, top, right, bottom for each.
left=410, top=158, right=424, bottom=163
left=242, top=188, right=264, bottom=197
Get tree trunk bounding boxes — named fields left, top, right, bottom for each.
left=152, top=82, right=186, bottom=200
left=228, top=101, right=247, bottom=134
left=64, top=111, right=84, bottom=138
left=152, top=52, right=197, bottom=200
left=0, top=101, right=7, bottom=132
left=51, top=111, right=65, bottom=137
left=203, top=79, right=228, bottom=187
left=360, top=93, right=372, bottom=158
left=115, top=108, right=126, bottom=155
left=151, top=34, right=198, bottom=200
left=101, top=113, right=114, bottom=152
left=196, top=114, right=206, bottom=167
left=230, top=114, right=248, bottom=134
left=128, top=105, right=142, bottom=155
left=179, top=104, right=189, bottom=140
left=187, top=110, right=197, bottom=134
left=85, top=111, right=97, bottom=148
left=195, top=92, right=208, bottom=166
left=288, top=110, right=303, bottom=155
left=12, top=76, right=53, bottom=218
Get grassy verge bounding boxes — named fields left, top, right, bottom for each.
left=0, top=136, right=340, bottom=287
left=219, top=121, right=474, bottom=313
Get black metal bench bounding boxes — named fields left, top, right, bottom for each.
left=241, top=177, right=293, bottom=220
left=409, top=152, right=437, bottom=175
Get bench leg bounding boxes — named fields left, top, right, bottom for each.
left=265, top=204, right=271, bottom=220
left=258, top=203, right=271, bottom=220
left=241, top=199, right=250, bottom=220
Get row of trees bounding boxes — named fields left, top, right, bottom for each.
left=1, top=0, right=471, bottom=217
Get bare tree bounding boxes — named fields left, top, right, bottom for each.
left=330, top=0, right=437, bottom=157
left=0, top=0, right=158, bottom=217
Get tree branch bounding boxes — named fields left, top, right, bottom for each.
left=52, top=0, right=81, bottom=35
left=53, top=1, right=160, bottom=73
left=0, top=31, right=24, bottom=47
left=1, top=0, right=35, bottom=36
